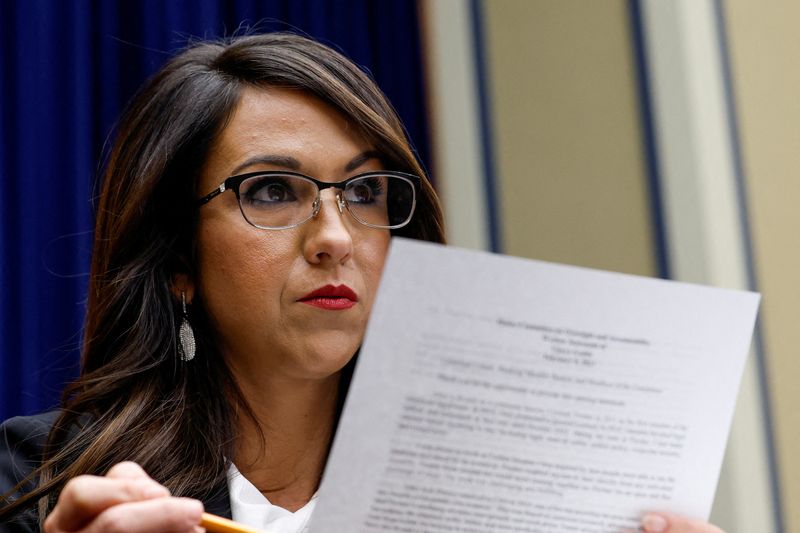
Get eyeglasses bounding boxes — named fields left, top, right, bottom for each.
left=197, top=170, right=419, bottom=230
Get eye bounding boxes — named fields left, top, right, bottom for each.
left=243, top=177, right=298, bottom=205
left=347, top=176, right=385, bottom=204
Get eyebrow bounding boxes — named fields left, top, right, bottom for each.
left=230, top=155, right=301, bottom=176
left=344, top=150, right=383, bottom=172
left=229, top=150, right=383, bottom=177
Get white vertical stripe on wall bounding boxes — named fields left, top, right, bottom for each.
left=640, top=0, right=775, bottom=531
left=420, top=0, right=490, bottom=251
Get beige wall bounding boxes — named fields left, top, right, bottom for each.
left=724, top=0, right=800, bottom=530
left=478, top=0, right=783, bottom=530
left=482, top=0, right=656, bottom=277
left=425, top=0, right=790, bottom=528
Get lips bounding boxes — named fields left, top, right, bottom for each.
left=298, top=284, right=359, bottom=310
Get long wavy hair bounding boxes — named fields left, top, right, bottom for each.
left=0, top=32, right=445, bottom=525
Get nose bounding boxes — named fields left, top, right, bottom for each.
left=302, top=189, right=353, bottom=265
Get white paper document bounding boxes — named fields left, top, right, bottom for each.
left=310, top=238, right=760, bottom=533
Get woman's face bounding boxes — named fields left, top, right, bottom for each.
left=194, top=86, right=391, bottom=384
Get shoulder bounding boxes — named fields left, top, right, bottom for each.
left=0, top=411, right=61, bottom=462
left=0, top=411, right=61, bottom=532
left=1, top=411, right=61, bottom=446
left=0, top=411, right=61, bottom=490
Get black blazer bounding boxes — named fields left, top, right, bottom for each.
left=0, top=412, right=232, bottom=532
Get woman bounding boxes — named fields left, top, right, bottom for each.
left=0, top=33, right=722, bottom=533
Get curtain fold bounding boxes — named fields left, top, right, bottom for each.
left=0, top=0, right=430, bottom=420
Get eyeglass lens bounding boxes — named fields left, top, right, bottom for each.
left=237, top=174, right=415, bottom=230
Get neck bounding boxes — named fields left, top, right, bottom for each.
left=232, top=370, right=341, bottom=512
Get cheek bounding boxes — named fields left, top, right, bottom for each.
left=195, top=223, right=295, bottom=318
left=359, top=233, right=391, bottom=302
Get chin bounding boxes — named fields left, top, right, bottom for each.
left=301, top=351, right=358, bottom=380
left=287, top=335, right=360, bottom=380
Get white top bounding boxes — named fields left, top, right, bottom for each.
left=227, top=464, right=316, bottom=533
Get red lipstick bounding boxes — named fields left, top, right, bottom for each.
left=298, top=284, right=358, bottom=310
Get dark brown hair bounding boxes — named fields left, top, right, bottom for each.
left=0, top=32, right=445, bottom=524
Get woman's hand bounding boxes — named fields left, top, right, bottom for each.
left=641, top=512, right=725, bottom=533
left=44, top=462, right=203, bottom=533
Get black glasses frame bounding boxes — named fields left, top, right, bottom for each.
left=197, top=170, right=421, bottom=230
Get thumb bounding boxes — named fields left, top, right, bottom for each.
left=105, top=461, right=152, bottom=480
left=106, top=461, right=170, bottom=498
left=641, top=513, right=725, bottom=533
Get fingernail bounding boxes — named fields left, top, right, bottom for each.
left=139, top=480, right=170, bottom=499
left=642, top=514, right=668, bottom=532
left=133, top=479, right=168, bottom=499
left=184, top=499, right=204, bottom=521
left=144, top=485, right=169, bottom=498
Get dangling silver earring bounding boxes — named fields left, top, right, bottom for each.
left=179, top=291, right=196, bottom=362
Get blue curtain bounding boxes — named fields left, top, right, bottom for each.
left=0, top=0, right=430, bottom=421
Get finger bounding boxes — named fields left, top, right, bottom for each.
left=105, top=461, right=171, bottom=498
left=641, top=513, right=725, bottom=533
left=46, top=475, right=170, bottom=532
left=105, top=462, right=152, bottom=480
left=106, top=461, right=171, bottom=498
left=84, top=497, right=204, bottom=533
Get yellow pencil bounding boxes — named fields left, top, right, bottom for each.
left=200, top=512, right=271, bottom=533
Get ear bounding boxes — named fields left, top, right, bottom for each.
left=171, top=272, right=195, bottom=304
